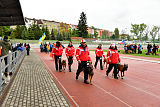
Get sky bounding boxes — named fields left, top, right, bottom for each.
left=20, top=0, right=160, bottom=33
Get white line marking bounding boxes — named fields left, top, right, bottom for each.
left=120, top=56, right=160, bottom=64
left=95, top=71, right=160, bottom=99
left=39, top=53, right=79, bottom=107
left=78, top=75, right=132, bottom=107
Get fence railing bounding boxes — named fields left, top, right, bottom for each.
left=0, top=48, right=26, bottom=93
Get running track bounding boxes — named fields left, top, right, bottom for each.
left=35, top=49, right=160, bottom=107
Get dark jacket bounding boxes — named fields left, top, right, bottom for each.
left=0, top=40, right=12, bottom=56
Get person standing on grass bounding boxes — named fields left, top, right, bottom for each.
left=65, top=41, right=75, bottom=72
left=134, top=44, right=137, bottom=53
left=26, top=44, right=30, bottom=55
left=152, top=44, right=157, bottom=55
left=76, top=39, right=91, bottom=84
left=53, top=41, right=63, bottom=72
left=94, top=44, right=105, bottom=70
left=156, top=45, right=159, bottom=52
left=106, top=43, right=121, bottom=79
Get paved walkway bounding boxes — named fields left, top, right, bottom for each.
left=1, top=50, right=71, bottom=107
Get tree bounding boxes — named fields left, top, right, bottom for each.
left=28, top=27, right=35, bottom=40
left=21, top=26, right=29, bottom=40
left=142, top=26, right=149, bottom=41
left=77, top=12, right=88, bottom=38
left=45, top=26, right=50, bottom=40
left=139, top=23, right=147, bottom=41
left=102, top=30, right=109, bottom=39
left=130, top=24, right=140, bottom=40
left=114, top=28, right=119, bottom=40
left=15, top=25, right=22, bottom=39
left=51, top=29, right=55, bottom=40
left=94, top=29, right=98, bottom=38
left=111, top=34, right=115, bottom=40
left=150, top=26, right=159, bottom=43
left=71, top=29, right=79, bottom=37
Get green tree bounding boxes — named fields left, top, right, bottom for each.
left=77, top=12, right=88, bottom=38
left=71, top=29, right=79, bottom=37
left=15, top=25, right=22, bottom=39
left=130, top=24, right=140, bottom=40
left=111, top=34, right=115, bottom=40
left=139, top=23, right=147, bottom=41
left=150, top=26, right=159, bottom=43
left=21, top=26, right=29, bottom=40
left=28, top=27, right=35, bottom=40
left=114, top=28, right=119, bottom=40
left=94, top=29, right=98, bottom=38
left=102, top=30, right=109, bottom=39
left=45, top=26, right=50, bottom=40
left=51, top=29, right=55, bottom=40
left=142, top=26, right=149, bottom=41
left=0, top=26, right=4, bottom=37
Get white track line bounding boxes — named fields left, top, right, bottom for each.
left=39, top=53, right=79, bottom=107
left=95, top=71, right=160, bottom=99
left=78, top=75, right=132, bottom=107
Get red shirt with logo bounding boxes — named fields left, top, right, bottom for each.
left=95, top=48, right=105, bottom=58
left=107, top=49, right=121, bottom=64
left=65, top=46, right=75, bottom=57
left=76, top=45, right=91, bottom=61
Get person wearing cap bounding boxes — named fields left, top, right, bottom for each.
left=94, top=44, right=105, bottom=70
left=65, top=41, right=75, bottom=72
left=52, top=41, right=63, bottom=72
left=76, top=39, right=91, bottom=84
left=106, top=43, right=120, bottom=79
left=0, top=36, right=12, bottom=73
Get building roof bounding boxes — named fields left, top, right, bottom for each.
left=0, top=0, right=25, bottom=26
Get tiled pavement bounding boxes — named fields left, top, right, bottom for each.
left=1, top=50, right=71, bottom=107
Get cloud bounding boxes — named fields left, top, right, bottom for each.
left=20, top=0, right=160, bottom=32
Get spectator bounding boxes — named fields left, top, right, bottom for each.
left=26, top=44, right=30, bottom=55
left=152, top=44, right=156, bottom=55
left=17, top=44, right=23, bottom=51
left=156, top=45, right=159, bottom=52
left=0, top=36, right=12, bottom=73
left=134, top=44, right=137, bottom=53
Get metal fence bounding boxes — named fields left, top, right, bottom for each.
left=0, top=48, right=26, bottom=93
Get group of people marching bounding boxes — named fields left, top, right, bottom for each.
left=44, top=39, right=121, bottom=84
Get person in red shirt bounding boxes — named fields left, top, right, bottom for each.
left=106, top=43, right=121, bottom=79
left=53, top=41, right=63, bottom=72
left=76, top=39, right=91, bottom=84
left=65, top=41, right=75, bottom=72
left=156, top=45, right=159, bottom=52
left=94, top=44, right=105, bottom=70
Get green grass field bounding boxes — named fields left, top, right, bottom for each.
left=90, top=50, right=160, bottom=58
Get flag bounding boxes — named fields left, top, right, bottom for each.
left=122, top=40, right=125, bottom=44
left=38, top=33, right=46, bottom=44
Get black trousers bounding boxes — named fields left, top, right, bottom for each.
left=54, top=55, right=62, bottom=71
left=1, top=57, right=8, bottom=72
left=106, top=64, right=118, bottom=78
left=27, top=49, right=30, bottom=55
left=76, top=61, right=89, bottom=81
left=94, top=56, right=103, bottom=69
left=68, top=56, right=73, bottom=66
